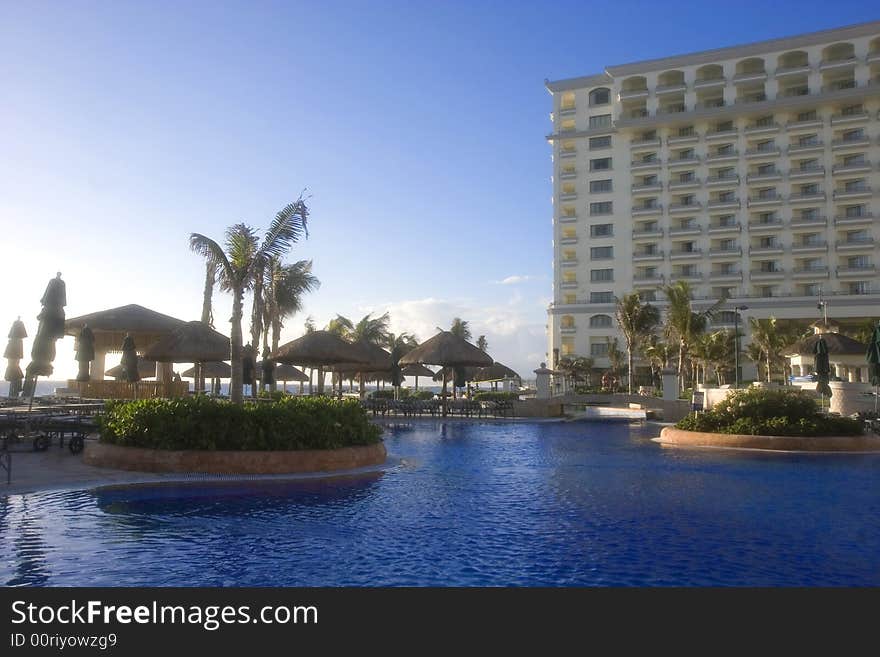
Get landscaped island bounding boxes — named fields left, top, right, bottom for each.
left=84, top=396, right=386, bottom=474
left=656, top=388, right=880, bottom=452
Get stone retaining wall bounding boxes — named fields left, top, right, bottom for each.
left=84, top=441, right=387, bottom=474
left=656, top=427, right=880, bottom=452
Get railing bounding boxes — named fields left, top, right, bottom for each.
left=706, top=175, right=739, bottom=184
left=65, top=380, right=189, bottom=399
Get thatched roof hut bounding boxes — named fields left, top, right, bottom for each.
left=271, top=331, right=370, bottom=367
left=472, top=362, right=521, bottom=382
left=143, top=321, right=230, bottom=363
left=399, top=331, right=493, bottom=368
left=65, top=304, right=187, bottom=353
left=181, top=361, right=231, bottom=379
left=789, top=333, right=867, bottom=356
left=105, top=358, right=158, bottom=380
left=331, top=342, right=393, bottom=374
left=401, top=363, right=434, bottom=378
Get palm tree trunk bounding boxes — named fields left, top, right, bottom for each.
left=250, top=268, right=264, bottom=357
left=678, top=339, right=686, bottom=391
left=317, top=366, right=324, bottom=395
left=199, top=264, right=214, bottom=393
left=766, top=352, right=772, bottom=383
left=627, top=345, right=634, bottom=394
left=229, top=287, right=244, bottom=404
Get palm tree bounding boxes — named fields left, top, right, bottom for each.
left=190, top=199, right=309, bottom=403
left=351, top=312, right=391, bottom=346
left=746, top=317, right=803, bottom=383
left=476, top=335, right=488, bottom=352
left=614, top=292, right=660, bottom=393
left=556, top=355, right=594, bottom=390
left=449, top=318, right=472, bottom=341
left=662, top=281, right=725, bottom=390
left=325, top=315, right=354, bottom=337
left=262, top=259, right=320, bottom=353
left=303, top=316, right=316, bottom=333
left=644, top=337, right=673, bottom=390
left=605, top=337, right=625, bottom=391
left=386, top=331, right=419, bottom=355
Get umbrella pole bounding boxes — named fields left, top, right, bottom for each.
left=442, top=371, right=448, bottom=418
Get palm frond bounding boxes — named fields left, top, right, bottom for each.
left=259, top=197, right=310, bottom=263
left=190, top=233, right=233, bottom=284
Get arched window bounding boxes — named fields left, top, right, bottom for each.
left=822, top=42, right=854, bottom=63
left=589, top=87, right=610, bottom=106
left=736, top=57, right=765, bottom=76
left=658, top=70, right=685, bottom=87
left=561, top=315, right=575, bottom=329
left=621, top=76, right=648, bottom=92
left=589, top=314, right=613, bottom=328
left=696, top=64, right=723, bottom=81
left=778, top=50, right=808, bottom=70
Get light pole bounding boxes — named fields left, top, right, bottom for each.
left=733, top=305, right=749, bottom=388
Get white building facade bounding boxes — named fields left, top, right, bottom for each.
left=546, top=21, right=880, bottom=373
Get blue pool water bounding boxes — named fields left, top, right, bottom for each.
left=1, top=421, right=879, bottom=586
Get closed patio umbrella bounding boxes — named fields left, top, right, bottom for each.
left=813, top=336, right=832, bottom=405
left=120, top=334, right=140, bottom=383
left=23, top=273, right=67, bottom=398
left=399, top=331, right=492, bottom=416
left=867, top=322, right=880, bottom=412
left=4, top=318, right=27, bottom=397
left=74, top=324, right=95, bottom=382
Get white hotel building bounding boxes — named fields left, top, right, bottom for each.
left=546, top=21, right=880, bottom=374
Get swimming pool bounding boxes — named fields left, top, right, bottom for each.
left=2, top=421, right=878, bottom=586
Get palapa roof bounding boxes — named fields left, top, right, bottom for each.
left=181, top=361, right=232, bottom=379
left=143, top=321, right=230, bottom=363
left=432, top=366, right=479, bottom=382
left=105, top=359, right=158, bottom=379
left=269, top=363, right=308, bottom=382
left=472, top=362, right=521, bottom=382
left=65, top=304, right=187, bottom=353
left=401, top=363, right=434, bottom=378
left=270, top=330, right=370, bottom=367
left=331, top=342, right=393, bottom=374
left=789, top=332, right=868, bottom=356
left=399, top=331, right=493, bottom=368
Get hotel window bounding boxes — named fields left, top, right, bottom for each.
left=799, top=158, right=819, bottom=171
left=679, top=171, right=695, bottom=183
left=845, top=205, right=867, bottom=217
left=757, top=163, right=776, bottom=175
left=798, top=134, right=819, bottom=146
left=677, top=148, right=695, bottom=161
left=848, top=256, right=870, bottom=269
left=640, top=290, right=657, bottom=302
left=799, top=183, right=818, bottom=196
left=640, top=130, right=657, bottom=141
left=589, top=315, right=613, bottom=328
left=760, top=261, right=778, bottom=272
left=803, top=258, right=823, bottom=271
left=759, top=236, right=777, bottom=248
left=561, top=338, right=575, bottom=356
left=719, top=190, right=735, bottom=202
left=590, top=246, right=613, bottom=260
left=849, top=282, right=870, bottom=295
left=759, top=286, right=775, bottom=298
left=844, top=179, right=867, bottom=192
left=718, top=263, right=736, bottom=274
left=563, top=249, right=577, bottom=261
left=842, top=154, right=866, bottom=166
left=590, top=342, right=609, bottom=357
left=590, top=202, right=612, bottom=215
left=590, top=291, right=614, bottom=303
left=641, top=153, right=657, bottom=163
left=561, top=182, right=576, bottom=195
left=846, top=229, right=869, bottom=243
left=560, top=315, right=575, bottom=329
left=590, top=179, right=613, bottom=193
left=716, top=166, right=735, bottom=179
left=590, top=269, right=613, bottom=282
left=840, top=104, right=863, bottom=116
left=718, top=214, right=736, bottom=227
left=717, top=311, right=737, bottom=324
left=589, top=114, right=612, bottom=129
left=754, top=115, right=774, bottom=127
left=757, top=188, right=776, bottom=200
left=680, top=264, right=697, bottom=277
left=755, top=139, right=775, bottom=152
left=639, top=221, right=658, bottom=233
left=758, top=211, right=776, bottom=224
left=563, top=271, right=576, bottom=283
left=589, top=136, right=611, bottom=150
left=719, top=238, right=736, bottom=251
left=717, top=143, right=734, bottom=155
left=561, top=227, right=576, bottom=239
left=678, top=125, right=695, bottom=137
left=642, top=174, right=658, bottom=185
left=590, top=157, right=612, bottom=171
left=590, top=223, right=613, bottom=237
left=714, top=120, right=734, bottom=132
left=642, top=243, right=659, bottom=254
left=589, top=88, right=610, bottom=106
left=679, top=241, right=696, bottom=253
left=561, top=119, right=576, bottom=132
left=564, top=294, right=576, bottom=304
left=842, top=128, right=865, bottom=142
left=796, top=110, right=817, bottom=122
left=803, top=284, right=821, bottom=296
left=561, top=206, right=576, bottom=217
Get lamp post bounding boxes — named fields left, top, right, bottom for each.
left=733, top=305, right=749, bottom=388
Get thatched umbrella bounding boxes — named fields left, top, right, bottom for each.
left=399, top=331, right=492, bottom=416
left=401, top=363, right=434, bottom=391
left=331, top=342, right=392, bottom=398
left=271, top=331, right=370, bottom=395
left=74, top=324, right=95, bottom=382
left=4, top=318, right=27, bottom=397
left=257, top=362, right=308, bottom=393
left=143, top=321, right=230, bottom=395
left=23, top=273, right=67, bottom=398
left=473, top=362, right=521, bottom=391
left=106, top=358, right=158, bottom=380
left=181, top=361, right=231, bottom=379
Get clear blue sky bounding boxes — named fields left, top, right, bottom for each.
left=1, top=1, right=877, bottom=381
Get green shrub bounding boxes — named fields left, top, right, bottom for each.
left=258, top=390, right=291, bottom=401
left=370, top=390, right=396, bottom=399
left=471, top=391, right=519, bottom=402
left=98, top=396, right=383, bottom=451
left=675, top=387, right=863, bottom=436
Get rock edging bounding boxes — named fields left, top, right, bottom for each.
left=656, top=426, right=880, bottom=452
left=84, top=441, right=387, bottom=474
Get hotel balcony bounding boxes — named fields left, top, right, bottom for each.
left=632, top=204, right=663, bottom=217
left=708, top=247, right=742, bottom=258
left=831, top=135, right=870, bottom=150
left=747, top=193, right=783, bottom=208
left=669, top=225, right=703, bottom=237
left=558, top=170, right=578, bottom=180
left=775, top=64, right=811, bottom=78
left=832, top=162, right=872, bottom=175
left=558, top=104, right=577, bottom=116
left=836, top=237, right=876, bottom=251
left=750, top=269, right=786, bottom=280
left=559, top=236, right=578, bottom=245
left=630, top=159, right=662, bottom=170
left=792, top=266, right=830, bottom=278
left=708, top=271, right=743, bottom=283
left=618, top=86, right=649, bottom=100
left=834, top=212, right=874, bottom=226
left=837, top=265, right=877, bottom=277
left=744, top=122, right=781, bottom=135
left=631, top=182, right=663, bottom=193
left=633, top=274, right=665, bottom=286
left=560, top=281, right=578, bottom=289
left=669, top=202, right=702, bottom=214
left=630, top=137, right=661, bottom=150
left=831, top=110, right=870, bottom=125
left=746, top=171, right=782, bottom=183
left=790, top=215, right=827, bottom=228
left=868, top=50, right=880, bottom=64
left=749, top=245, right=785, bottom=256
left=833, top=186, right=872, bottom=200
left=789, top=165, right=826, bottom=180
left=559, top=148, right=577, bottom=159
left=669, top=249, right=703, bottom=260
left=786, top=117, right=824, bottom=131
left=788, top=141, right=824, bottom=154
left=675, top=271, right=703, bottom=282
left=559, top=192, right=578, bottom=201
left=694, top=75, right=726, bottom=89
left=558, top=214, right=578, bottom=224
left=819, top=56, right=857, bottom=71
left=821, top=79, right=857, bottom=93
left=657, top=104, right=687, bottom=116
left=632, top=250, right=665, bottom=262
left=560, top=326, right=577, bottom=334
left=707, top=198, right=741, bottom=210
left=668, top=178, right=702, bottom=191
left=705, top=128, right=738, bottom=141
left=792, top=241, right=827, bottom=254
left=705, top=150, right=739, bottom=163
left=735, top=93, right=768, bottom=105
left=708, top=222, right=742, bottom=234
left=656, top=82, right=687, bottom=95
left=632, top=227, right=664, bottom=239
left=706, top=174, right=740, bottom=187
left=789, top=191, right=826, bottom=204
left=667, top=154, right=701, bottom=168
left=744, top=146, right=781, bottom=159
left=667, top=133, right=700, bottom=146
left=733, top=70, right=768, bottom=84
left=561, top=258, right=579, bottom=267
left=748, top=218, right=785, bottom=231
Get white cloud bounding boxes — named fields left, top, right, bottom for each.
left=493, top=275, right=533, bottom=285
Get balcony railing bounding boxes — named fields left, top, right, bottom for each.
left=831, top=135, right=870, bottom=148
left=790, top=215, right=827, bottom=227
left=792, top=241, right=827, bottom=252
left=748, top=219, right=785, bottom=229
left=694, top=76, right=726, bottom=87
left=669, top=202, right=702, bottom=213
left=780, top=86, right=811, bottom=98
left=706, top=174, right=740, bottom=186
left=832, top=162, right=871, bottom=174
left=559, top=170, right=577, bottom=180
left=631, top=182, right=663, bottom=193
left=708, top=222, right=742, bottom=233
left=822, top=80, right=857, bottom=93
left=745, top=146, right=781, bottom=157
left=744, top=122, right=780, bottom=133
left=775, top=64, right=811, bottom=77
left=788, top=141, right=823, bottom=153
left=633, top=250, right=664, bottom=261
left=668, top=178, right=701, bottom=189
left=709, top=247, right=742, bottom=257
left=834, top=212, right=873, bottom=225
left=833, top=186, right=872, bottom=198
left=792, top=266, right=830, bottom=277
left=786, top=117, right=824, bottom=130
left=790, top=165, right=825, bottom=178
left=707, top=198, right=740, bottom=208
left=746, top=171, right=782, bottom=182
left=632, top=204, right=662, bottom=215
left=735, top=94, right=767, bottom=104
left=748, top=193, right=782, bottom=205
left=695, top=99, right=726, bottom=110
left=789, top=192, right=826, bottom=202
left=630, top=159, right=662, bottom=169
left=668, top=155, right=700, bottom=166
left=733, top=70, right=768, bottom=83
left=705, top=128, right=737, bottom=140
left=837, top=265, right=876, bottom=276
left=706, top=150, right=739, bottom=161
left=630, top=137, right=661, bottom=148
left=750, top=268, right=785, bottom=277
left=831, top=111, right=869, bottom=124
left=632, top=227, right=664, bottom=238
left=656, top=83, right=687, bottom=94
left=836, top=238, right=875, bottom=249
left=669, top=225, right=702, bottom=235
left=669, top=249, right=703, bottom=259
left=749, top=245, right=785, bottom=255
left=819, top=56, right=857, bottom=71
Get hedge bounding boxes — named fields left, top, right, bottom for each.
left=675, top=387, right=863, bottom=437
left=471, top=391, right=520, bottom=402
left=98, top=396, right=383, bottom=451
